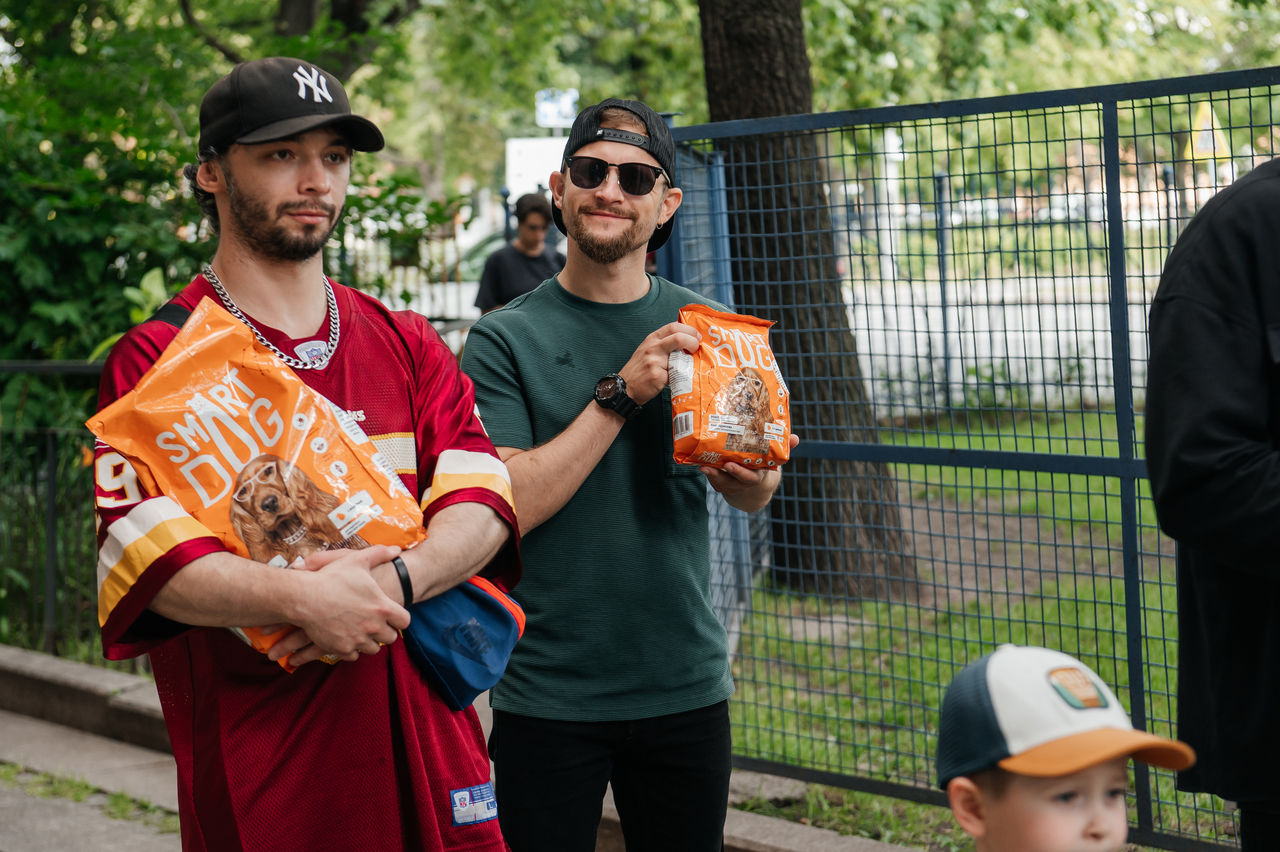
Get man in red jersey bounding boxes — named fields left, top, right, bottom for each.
left=92, top=57, right=518, bottom=851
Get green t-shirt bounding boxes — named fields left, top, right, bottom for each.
left=460, top=275, right=734, bottom=721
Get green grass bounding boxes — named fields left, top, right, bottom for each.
left=727, top=408, right=1237, bottom=848
left=731, top=577, right=1142, bottom=784
left=101, top=790, right=180, bottom=831
left=893, top=410, right=1149, bottom=550
left=0, top=761, right=179, bottom=834
left=736, top=786, right=970, bottom=851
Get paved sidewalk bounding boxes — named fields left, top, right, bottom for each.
left=0, top=784, right=178, bottom=852
left=0, top=646, right=918, bottom=852
left=0, top=711, right=179, bottom=852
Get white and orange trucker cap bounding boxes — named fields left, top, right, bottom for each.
left=935, top=645, right=1195, bottom=788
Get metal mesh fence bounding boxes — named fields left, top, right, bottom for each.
left=330, top=236, right=481, bottom=352
left=672, top=67, right=1280, bottom=849
left=0, top=428, right=141, bottom=671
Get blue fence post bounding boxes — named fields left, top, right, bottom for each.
left=1102, top=99, right=1154, bottom=837
left=934, top=171, right=952, bottom=410
left=655, top=112, right=687, bottom=287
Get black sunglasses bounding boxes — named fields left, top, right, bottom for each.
left=564, top=156, right=668, bottom=196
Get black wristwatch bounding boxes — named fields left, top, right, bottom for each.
left=593, top=373, right=642, bottom=420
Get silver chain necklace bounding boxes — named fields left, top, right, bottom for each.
left=203, top=264, right=340, bottom=370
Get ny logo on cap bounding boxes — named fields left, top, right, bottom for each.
left=292, top=65, right=333, bottom=104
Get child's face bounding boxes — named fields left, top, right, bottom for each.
left=978, top=758, right=1130, bottom=852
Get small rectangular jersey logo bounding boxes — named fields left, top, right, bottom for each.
left=451, top=782, right=498, bottom=825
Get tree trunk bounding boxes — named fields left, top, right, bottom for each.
left=698, top=0, right=917, bottom=600
left=276, top=0, right=322, bottom=36
left=275, top=0, right=421, bottom=79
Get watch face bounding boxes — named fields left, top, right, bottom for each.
left=596, top=376, right=620, bottom=400
left=594, top=373, right=639, bottom=418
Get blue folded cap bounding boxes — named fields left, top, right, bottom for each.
left=400, top=576, right=525, bottom=712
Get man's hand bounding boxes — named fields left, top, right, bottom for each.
left=265, top=545, right=410, bottom=667
left=701, top=433, right=801, bottom=514
left=496, top=320, right=702, bottom=534
left=617, top=321, right=701, bottom=404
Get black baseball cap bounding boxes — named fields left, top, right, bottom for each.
left=198, top=57, right=384, bottom=155
left=552, top=97, right=678, bottom=251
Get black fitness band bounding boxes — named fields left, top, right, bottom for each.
left=392, top=556, right=413, bottom=606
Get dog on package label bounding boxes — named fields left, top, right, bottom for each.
left=715, top=366, right=772, bottom=454
left=229, top=453, right=368, bottom=565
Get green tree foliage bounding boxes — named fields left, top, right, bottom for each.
left=802, top=0, right=1118, bottom=109
left=802, top=0, right=1280, bottom=111
left=0, top=0, right=418, bottom=427
left=0, top=5, right=213, bottom=425
left=392, top=0, right=706, bottom=191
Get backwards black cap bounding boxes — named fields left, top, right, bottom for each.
left=553, top=98, right=677, bottom=251
left=198, top=57, right=384, bottom=155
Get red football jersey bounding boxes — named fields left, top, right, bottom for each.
left=92, top=274, right=519, bottom=851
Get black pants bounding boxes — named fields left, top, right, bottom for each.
left=489, top=700, right=732, bottom=852
left=1239, top=800, right=1280, bottom=850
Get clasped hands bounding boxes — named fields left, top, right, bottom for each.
left=261, top=543, right=410, bottom=668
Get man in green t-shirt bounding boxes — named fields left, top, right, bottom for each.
left=461, top=98, right=797, bottom=852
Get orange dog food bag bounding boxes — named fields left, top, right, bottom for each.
left=87, top=297, right=427, bottom=668
left=669, top=303, right=791, bottom=470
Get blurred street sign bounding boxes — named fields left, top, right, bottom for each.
left=1185, top=101, right=1229, bottom=162
left=535, top=88, right=579, bottom=129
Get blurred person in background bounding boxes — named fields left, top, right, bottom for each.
left=474, top=192, right=565, bottom=313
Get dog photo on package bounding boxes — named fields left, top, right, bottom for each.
left=669, top=304, right=791, bottom=470
left=87, top=297, right=426, bottom=668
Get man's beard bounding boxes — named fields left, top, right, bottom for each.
left=566, top=205, right=649, bottom=265
left=223, top=166, right=340, bottom=263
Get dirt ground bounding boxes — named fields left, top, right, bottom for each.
left=898, top=486, right=1175, bottom=610
left=773, top=484, right=1179, bottom=646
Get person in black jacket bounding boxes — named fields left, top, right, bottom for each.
left=1146, top=155, right=1280, bottom=849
